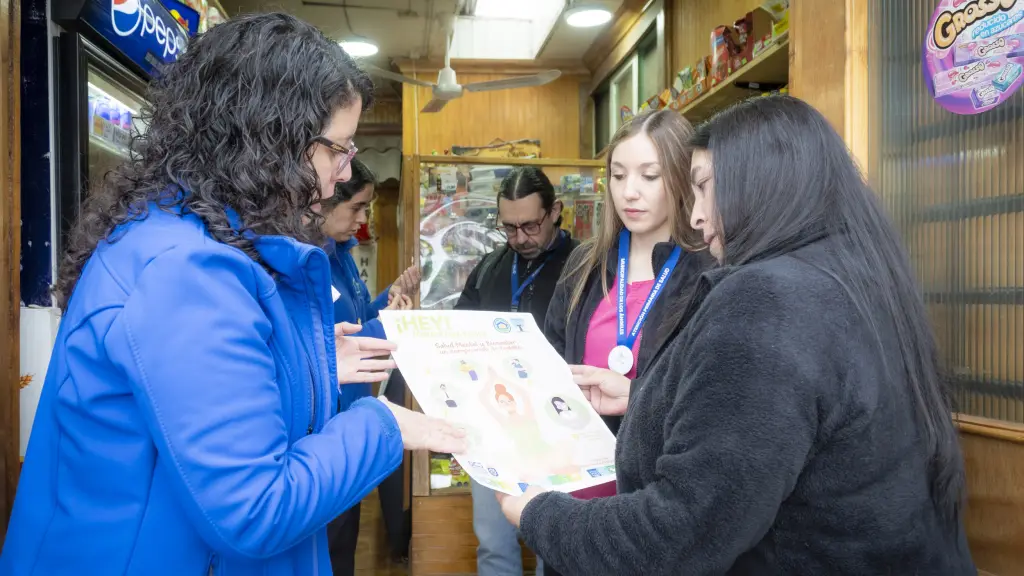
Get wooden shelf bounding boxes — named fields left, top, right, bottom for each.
left=679, top=38, right=791, bottom=123
left=429, top=484, right=472, bottom=496
left=417, top=155, right=606, bottom=168
left=955, top=414, right=1024, bottom=444
left=358, top=123, right=402, bottom=136
left=591, top=38, right=791, bottom=159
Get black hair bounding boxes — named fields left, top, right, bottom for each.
left=497, top=166, right=562, bottom=226
left=550, top=396, right=569, bottom=414
left=691, top=95, right=964, bottom=524
left=55, top=13, right=374, bottom=308
left=324, top=157, right=377, bottom=209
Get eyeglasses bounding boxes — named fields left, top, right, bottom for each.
left=496, top=213, right=549, bottom=237
left=313, top=135, right=358, bottom=179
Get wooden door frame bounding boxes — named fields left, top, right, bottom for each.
left=0, top=0, right=22, bottom=548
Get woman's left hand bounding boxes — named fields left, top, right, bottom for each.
left=495, top=485, right=548, bottom=528
left=392, top=264, right=422, bottom=297
left=571, top=365, right=631, bottom=416
left=335, top=322, right=397, bottom=384
left=385, top=293, right=412, bottom=311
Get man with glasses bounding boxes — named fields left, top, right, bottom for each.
left=455, top=166, right=577, bottom=576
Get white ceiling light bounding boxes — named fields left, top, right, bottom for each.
left=564, top=4, right=612, bottom=28
left=339, top=40, right=379, bottom=58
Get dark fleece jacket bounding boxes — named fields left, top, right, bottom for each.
left=519, top=236, right=975, bottom=576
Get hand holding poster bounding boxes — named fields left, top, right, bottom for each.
left=380, top=310, right=617, bottom=496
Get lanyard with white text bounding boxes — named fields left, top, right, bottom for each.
left=607, top=229, right=682, bottom=374
left=510, top=231, right=564, bottom=312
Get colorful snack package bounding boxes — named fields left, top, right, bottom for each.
left=954, top=33, right=1024, bottom=66
left=970, top=84, right=1000, bottom=108
left=992, top=61, right=1022, bottom=92
left=931, top=58, right=1003, bottom=97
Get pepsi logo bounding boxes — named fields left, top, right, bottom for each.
left=109, top=0, right=187, bottom=60
left=111, top=0, right=142, bottom=37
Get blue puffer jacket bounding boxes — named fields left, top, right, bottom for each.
left=328, top=237, right=389, bottom=412
left=0, top=205, right=404, bottom=575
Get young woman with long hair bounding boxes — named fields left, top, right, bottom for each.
left=1, top=14, right=462, bottom=575
left=499, top=96, right=975, bottom=575
left=545, top=110, right=710, bottom=437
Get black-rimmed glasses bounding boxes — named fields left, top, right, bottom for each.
left=496, top=214, right=548, bottom=237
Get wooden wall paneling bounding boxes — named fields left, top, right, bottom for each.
left=399, top=154, right=420, bottom=303
left=788, top=0, right=848, bottom=133
left=373, top=181, right=401, bottom=293
left=955, top=417, right=1024, bottom=575
left=844, top=0, right=870, bottom=176
left=363, top=99, right=403, bottom=125
left=399, top=66, right=586, bottom=159
left=411, top=495, right=477, bottom=575
left=579, top=81, right=594, bottom=159
left=0, top=0, right=20, bottom=546
left=398, top=154, right=430, bottom=502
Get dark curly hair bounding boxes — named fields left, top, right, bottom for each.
left=54, top=13, right=374, bottom=309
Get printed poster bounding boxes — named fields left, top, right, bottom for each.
left=923, top=0, right=1024, bottom=114
left=379, top=310, right=617, bottom=496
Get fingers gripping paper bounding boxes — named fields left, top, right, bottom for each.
left=380, top=310, right=617, bottom=496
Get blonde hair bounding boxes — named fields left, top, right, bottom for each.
left=563, top=110, right=703, bottom=322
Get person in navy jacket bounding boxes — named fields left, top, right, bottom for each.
left=0, top=14, right=463, bottom=576
left=320, top=158, right=420, bottom=575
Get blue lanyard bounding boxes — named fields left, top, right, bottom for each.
left=616, top=229, right=682, bottom=349
left=510, top=231, right=564, bottom=311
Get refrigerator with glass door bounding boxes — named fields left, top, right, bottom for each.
left=51, top=0, right=189, bottom=256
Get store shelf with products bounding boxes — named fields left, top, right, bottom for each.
left=87, top=80, right=137, bottom=157
left=678, top=38, right=790, bottom=123
left=595, top=3, right=791, bottom=159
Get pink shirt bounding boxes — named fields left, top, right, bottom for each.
left=581, top=278, right=656, bottom=380
left=572, top=278, right=654, bottom=500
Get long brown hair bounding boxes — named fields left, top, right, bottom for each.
left=563, top=110, right=703, bottom=322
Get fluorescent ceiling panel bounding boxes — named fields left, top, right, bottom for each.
left=451, top=0, right=565, bottom=60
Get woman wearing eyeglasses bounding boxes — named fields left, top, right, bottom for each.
left=0, top=14, right=464, bottom=576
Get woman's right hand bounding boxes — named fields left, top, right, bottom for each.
left=570, top=365, right=630, bottom=416
left=335, top=323, right=397, bottom=384
left=379, top=398, right=468, bottom=453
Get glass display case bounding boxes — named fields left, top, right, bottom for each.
left=402, top=155, right=606, bottom=497
left=414, top=155, right=607, bottom=316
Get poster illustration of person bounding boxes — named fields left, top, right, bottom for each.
left=380, top=310, right=618, bottom=495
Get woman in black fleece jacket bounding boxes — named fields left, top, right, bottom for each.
left=496, top=96, right=976, bottom=575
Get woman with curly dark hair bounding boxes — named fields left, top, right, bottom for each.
left=0, top=13, right=463, bottom=576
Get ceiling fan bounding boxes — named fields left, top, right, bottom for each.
left=362, top=31, right=562, bottom=113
